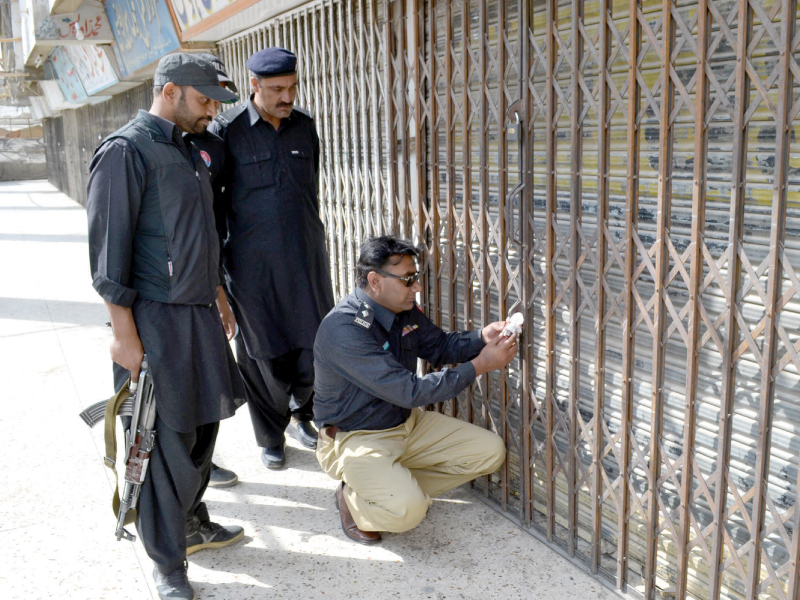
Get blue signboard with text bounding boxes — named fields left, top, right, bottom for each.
left=47, top=46, right=88, bottom=103
left=104, top=0, right=181, bottom=78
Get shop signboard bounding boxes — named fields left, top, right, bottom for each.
left=46, top=46, right=88, bottom=103
left=104, top=0, right=181, bottom=78
left=64, top=45, right=119, bottom=95
left=20, top=0, right=115, bottom=65
left=168, top=0, right=237, bottom=32
left=34, top=2, right=114, bottom=44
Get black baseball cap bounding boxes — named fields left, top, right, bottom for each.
left=197, top=52, right=238, bottom=94
left=154, top=53, right=238, bottom=103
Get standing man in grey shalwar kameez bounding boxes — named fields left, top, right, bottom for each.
left=209, top=47, right=334, bottom=469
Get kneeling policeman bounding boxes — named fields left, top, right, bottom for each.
left=313, top=235, right=517, bottom=544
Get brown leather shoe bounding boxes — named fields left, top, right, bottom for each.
left=334, top=482, right=382, bottom=545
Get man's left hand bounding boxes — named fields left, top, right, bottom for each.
left=481, top=321, right=507, bottom=344
left=216, top=286, right=237, bottom=341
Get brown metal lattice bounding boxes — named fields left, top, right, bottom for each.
left=217, top=0, right=800, bottom=598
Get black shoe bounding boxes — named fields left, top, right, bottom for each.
left=185, top=516, right=244, bottom=556
left=208, top=462, right=238, bottom=488
left=261, top=445, right=285, bottom=470
left=286, top=417, right=318, bottom=449
left=153, top=562, right=195, bottom=600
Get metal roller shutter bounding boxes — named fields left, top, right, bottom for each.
left=219, top=0, right=800, bottom=597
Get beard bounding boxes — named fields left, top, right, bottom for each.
left=174, top=91, right=211, bottom=134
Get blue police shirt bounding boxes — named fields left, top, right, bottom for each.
left=313, top=288, right=486, bottom=431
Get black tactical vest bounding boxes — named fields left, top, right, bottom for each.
left=100, top=110, right=220, bottom=305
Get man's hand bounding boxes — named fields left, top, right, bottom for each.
left=104, top=301, right=145, bottom=382
left=471, top=333, right=517, bottom=377
left=216, top=286, right=237, bottom=341
left=481, top=321, right=507, bottom=344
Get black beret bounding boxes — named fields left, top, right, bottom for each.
left=246, top=47, right=297, bottom=78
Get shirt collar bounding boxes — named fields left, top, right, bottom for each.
left=354, top=287, right=396, bottom=332
left=246, top=97, right=262, bottom=127
left=135, top=110, right=175, bottom=143
left=147, top=111, right=179, bottom=140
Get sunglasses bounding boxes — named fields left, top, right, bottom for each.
left=375, top=269, right=421, bottom=287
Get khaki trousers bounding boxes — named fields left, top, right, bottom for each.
left=316, top=408, right=506, bottom=533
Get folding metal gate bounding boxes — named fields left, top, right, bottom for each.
left=219, top=1, right=800, bottom=598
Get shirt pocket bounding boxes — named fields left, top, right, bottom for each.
left=288, top=148, right=314, bottom=183
left=401, top=332, right=419, bottom=353
left=238, top=149, right=275, bottom=189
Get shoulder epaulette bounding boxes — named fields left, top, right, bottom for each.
left=353, top=301, right=374, bottom=330
left=215, top=103, right=248, bottom=126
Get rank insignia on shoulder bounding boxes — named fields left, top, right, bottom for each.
left=215, top=104, right=247, bottom=125
left=354, top=302, right=374, bottom=329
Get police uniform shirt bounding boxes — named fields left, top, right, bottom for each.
left=312, top=288, right=487, bottom=432
left=208, top=99, right=334, bottom=360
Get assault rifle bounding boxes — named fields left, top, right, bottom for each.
left=78, top=357, right=157, bottom=541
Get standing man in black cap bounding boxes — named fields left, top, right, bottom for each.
left=87, top=53, right=247, bottom=600
left=209, top=47, right=334, bottom=470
